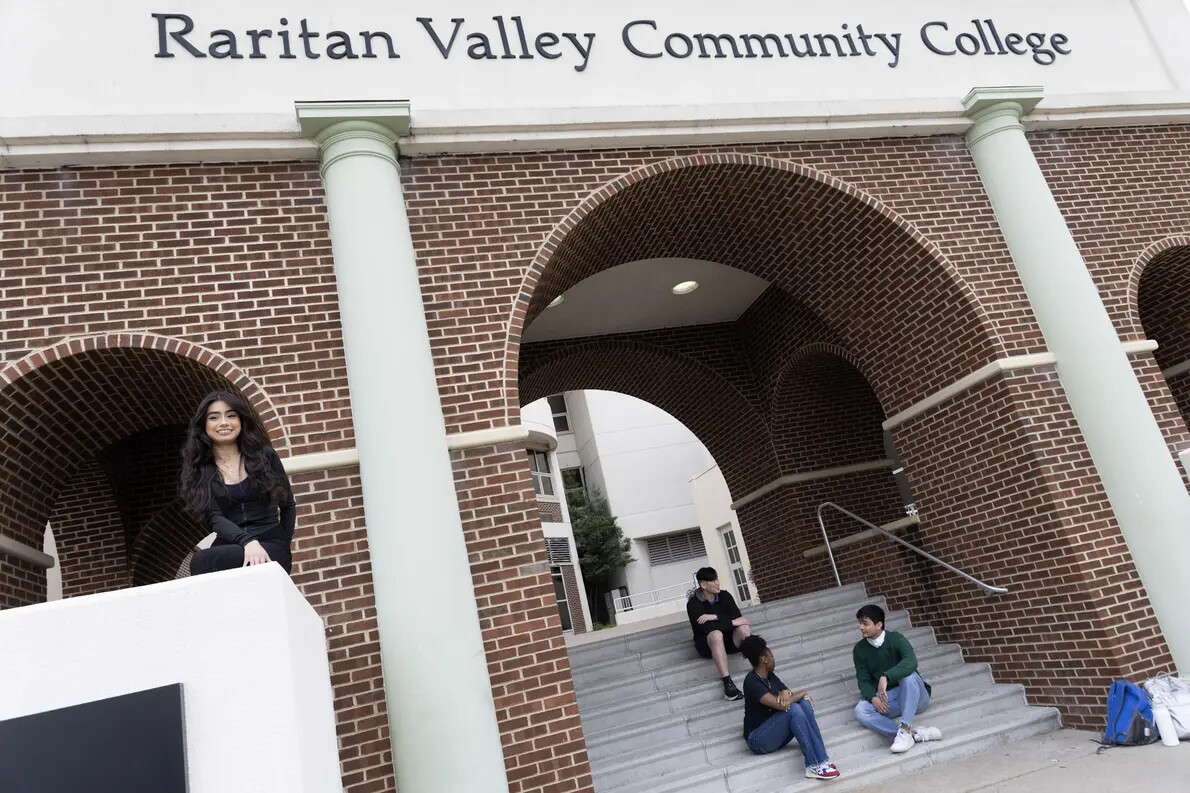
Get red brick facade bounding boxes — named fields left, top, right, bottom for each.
left=2, top=124, right=1189, bottom=789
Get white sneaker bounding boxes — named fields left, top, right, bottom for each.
left=890, top=727, right=915, bottom=754
left=913, top=726, right=942, bottom=743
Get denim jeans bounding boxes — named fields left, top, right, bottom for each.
left=853, top=671, right=931, bottom=738
left=746, top=700, right=830, bottom=767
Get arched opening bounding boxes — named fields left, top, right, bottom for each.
left=1138, top=242, right=1190, bottom=427
left=0, top=336, right=284, bottom=607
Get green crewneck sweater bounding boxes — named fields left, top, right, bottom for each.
left=852, top=630, right=932, bottom=702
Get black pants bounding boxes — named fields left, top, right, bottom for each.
left=190, top=540, right=292, bottom=576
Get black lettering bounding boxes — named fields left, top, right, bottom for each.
left=247, top=29, right=272, bottom=58
left=971, top=20, right=995, bottom=55
left=813, top=33, right=845, bottom=58
left=361, top=31, right=398, bottom=59
left=666, top=33, right=693, bottom=58
left=742, top=33, right=786, bottom=58
left=1004, top=33, right=1027, bottom=55
left=920, top=21, right=956, bottom=56
left=417, top=17, right=465, bottom=58
left=784, top=34, right=816, bottom=58
left=494, top=16, right=515, bottom=59
left=278, top=18, right=295, bottom=59
left=298, top=18, right=320, bottom=58
left=873, top=32, right=901, bottom=67
left=467, top=33, right=496, bottom=59
left=854, top=24, right=878, bottom=57
left=1051, top=33, right=1071, bottom=56
left=208, top=29, right=242, bottom=59
left=510, top=16, right=532, bottom=59
left=1026, top=32, right=1055, bottom=65
left=983, top=19, right=1008, bottom=54
left=694, top=33, right=741, bottom=59
left=562, top=32, right=595, bottom=72
left=955, top=33, right=981, bottom=56
left=535, top=32, right=561, bottom=59
left=326, top=31, right=358, bottom=59
left=152, top=12, right=205, bottom=58
left=622, top=20, right=661, bottom=59
left=840, top=24, right=861, bottom=57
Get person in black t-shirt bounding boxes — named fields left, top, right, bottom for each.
left=740, top=635, right=840, bottom=781
left=686, top=567, right=751, bottom=700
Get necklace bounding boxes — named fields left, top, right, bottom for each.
left=216, top=454, right=243, bottom=483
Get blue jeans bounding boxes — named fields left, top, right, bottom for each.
left=746, top=700, right=830, bottom=768
left=853, top=672, right=931, bottom=738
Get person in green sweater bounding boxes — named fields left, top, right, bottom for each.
left=852, top=604, right=942, bottom=753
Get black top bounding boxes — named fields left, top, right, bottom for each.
left=208, top=446, right=296, bottom=547
left=742, top=670, right=788, bottom=738
left=686, top=590, right=742, bottom=637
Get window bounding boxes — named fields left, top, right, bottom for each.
left=646, top=529, right=707, bottom=566
left=550, top=566, right=573, bottom=631
left=528, top=450, right=554, bottom=497
left=561, top=467, right=586, bottom=497
left=547, top=394, right=571, bottom=433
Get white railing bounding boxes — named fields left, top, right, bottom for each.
left=613, top=582, right=693, bottom=614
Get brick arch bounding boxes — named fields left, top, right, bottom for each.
left=129, top=501, right=206, bottom=586
left=769, top=347, right=887, bottom=474
left=1134, top=239, right=1190, bottom=370
left=519, top=339, right=780, bottom=500
left=0, top=334, right=288, bottom=607
left=506, top=154, right=1000, bottom=416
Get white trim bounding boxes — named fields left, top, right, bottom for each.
left=803, top=515, right=921, bottom=559
left=6, top=95, right=1190, bottom=167
left=280, top=448, right=361, bottom=475
left=447, top=424, right=531, bottom=451
left=0, top=534, right=55, bottom=570
left=731, top=460, right=894, bottom=511
left=882, top=340, right=1159, bottom=432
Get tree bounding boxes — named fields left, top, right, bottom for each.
left=568, top=488, right=633, bottom=625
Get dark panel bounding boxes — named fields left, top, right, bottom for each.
left=0, top=683, right=187, bottom=793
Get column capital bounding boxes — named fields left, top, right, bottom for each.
left=295, top=100, right=411, bottom=169
left=962, top=86, right=1044, bottom=146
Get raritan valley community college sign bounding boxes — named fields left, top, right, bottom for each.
left=151, top=13, right=1075, bottom=72
left=1, top=0, right=1189, bottom=156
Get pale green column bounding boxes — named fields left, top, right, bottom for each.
left=296, top=101, right=510, bottom=792
left=964, top=87, right=1190, bottom=673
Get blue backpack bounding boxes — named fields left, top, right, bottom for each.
left=1102, top=680, right=1159, bottom=746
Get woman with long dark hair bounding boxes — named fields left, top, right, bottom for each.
left=181, top=391, right=296, bottom=575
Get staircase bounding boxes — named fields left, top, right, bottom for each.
left=570, top=583, right=1060, bottom=792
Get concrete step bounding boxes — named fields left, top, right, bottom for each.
left=568, top=583, right=870, bottom=668
left=592, top=669, right=1023, bottom=790
left=575, top=617, right=923, bottom=712
left=612, top=700, right=1059, bottom=793
left=584, top=656, right=992, bottom=765
left=578, top=641, right=962, bottom=736
left=573, top=596, right=892, bottom=688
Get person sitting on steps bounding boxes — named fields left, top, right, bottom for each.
left=740, top=635, right=840, bottom=781
left=852, top=604, right=942, bottom=753
left=686, top=567, right=751, bottom=701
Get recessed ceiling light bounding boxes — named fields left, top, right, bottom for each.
left=672, top=281, right=700, bottom=295
left=548, top=294, right=565, bottom=308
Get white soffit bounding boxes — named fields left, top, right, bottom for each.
left=522, top=258, right=769, bottom=343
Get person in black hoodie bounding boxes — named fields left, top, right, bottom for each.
left=687, top=567, right=751, bottom=700
left=180, top=391, right=297, bottom=576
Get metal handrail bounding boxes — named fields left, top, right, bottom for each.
left=816, top=502, right=1009, bottom=595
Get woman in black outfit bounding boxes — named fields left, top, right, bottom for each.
left=181, top=391, right=296, bottom=575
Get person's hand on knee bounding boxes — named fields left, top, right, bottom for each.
left=242, top=540, right=271, bottom=567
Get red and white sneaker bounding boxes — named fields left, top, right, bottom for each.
left=805, top=763, right=840, bottom=780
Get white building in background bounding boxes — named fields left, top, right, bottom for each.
left=520, top=399, right=595, bottom=634
left=530, top=390, right=755, bottom=625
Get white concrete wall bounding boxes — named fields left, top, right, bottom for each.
left=692, top=464, right=757, bottom=604
left=0, top=565, right=342, bottom=793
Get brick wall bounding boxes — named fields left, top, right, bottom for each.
left=560, top=564, right=587, bottom=634
left=49, top=456, right=131, bottom=597
left=537, top=499, right=564, bottom=523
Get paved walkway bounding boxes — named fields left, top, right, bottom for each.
left=849, top=729, right=1190, bottom=792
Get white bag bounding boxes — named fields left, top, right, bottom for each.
left=1143, top=675, right=1190, bottom=740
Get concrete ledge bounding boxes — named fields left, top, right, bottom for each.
left=803, top=515, right=921, bottom=559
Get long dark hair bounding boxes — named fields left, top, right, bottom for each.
left=179, top=390, right=288, bottom=519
